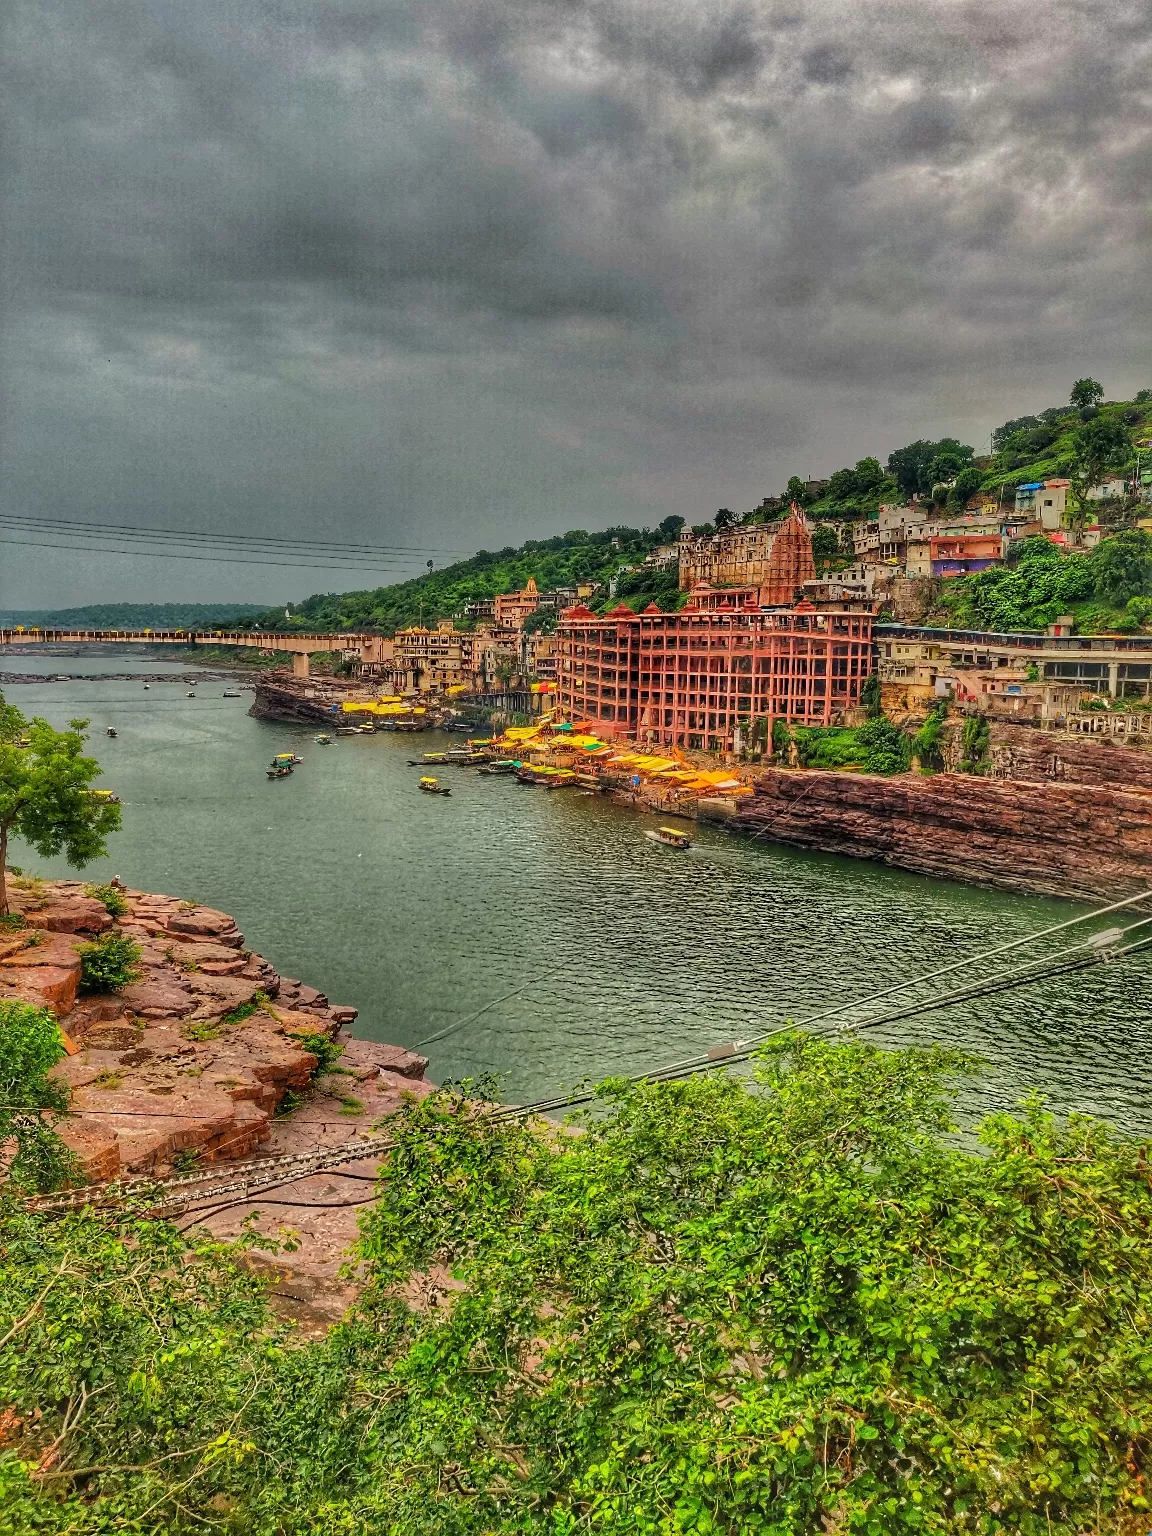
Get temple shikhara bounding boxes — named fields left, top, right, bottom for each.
left=556, top=507, right=874, bottom=753
left=678, top=505, right=816, bottom=601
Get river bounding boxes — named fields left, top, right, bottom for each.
left=4, top=649, right=1150, bottom=1132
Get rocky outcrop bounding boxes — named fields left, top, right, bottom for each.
left=1, top=879, right=429, bottom=1183
left=728, top=769, right=1152, bottom=901
left=986, top=723, right=1152, bottom=791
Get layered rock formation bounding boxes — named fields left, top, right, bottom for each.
left=727, top=768, right=1152, bottom=901
left=2, top=879, right=429, bottom=1182
left=986, top=723, right=1152, bottom=792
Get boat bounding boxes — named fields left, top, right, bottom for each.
left=415, top=752, right=449, bottom=765
left=314, top=734, right=331, bottom=745
left=223, top=690, right=241, bottom=698
left=267, top=763, right=293, bottom=779
left=106, top=727, right=117, bottom=738
left=480, top=759, right=521, bottom=775
left=143, top=683, right=150, bottom=689
left=645, top=826, right=693, bottom=850
left=186, top=691, right=196, bottom=698
left=271, top=753, right=303, bottom=768
left=418, top=776, right=451, bottom=795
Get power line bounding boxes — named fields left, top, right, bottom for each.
left=0, top=535, right=456, bottom=577
left=1, top=513, right=474, bottom=560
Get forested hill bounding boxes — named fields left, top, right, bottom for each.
left=0, top=602, right=268, bottom=630
left=251, top=522, right=686, bottom=634
left=248, top=380, right=1151, bottom=636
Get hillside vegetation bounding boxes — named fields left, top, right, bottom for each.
left=252, top=522, right=686, bottom=634
left=240, top=381, right=1150, bottom=636
left=0, top=602, right=268, bottom=630
left=5, top=1035, right=1152, bottom=1533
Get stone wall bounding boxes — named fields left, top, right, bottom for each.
left=728, top=768, right=1152, bottom=901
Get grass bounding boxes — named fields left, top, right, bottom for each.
left=0, top=914, right=28, bottom=934
left=92, top=1071, right=123, bottom=1090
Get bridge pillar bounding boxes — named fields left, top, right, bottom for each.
left=292, top=651, right=310, bottom=680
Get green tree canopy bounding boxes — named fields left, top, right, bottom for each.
left=0, top=697, right=121, bottom=915
left=1074, top=414, right=1132, bottom=488
left=1070, top=376, right=1104, bottom=410
left=1090, top=528, right=1152, bottom=605
left=887, top=437, right=974, bottom=497
left=5, top=1039, right=1152, bottom=1532
left=656, top=514, right=685, bottom=540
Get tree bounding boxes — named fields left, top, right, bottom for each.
left=656, top=514, right=685, bottom=541
left=712, top=507, right=736, bottom=530
left=887, top=438, right=973, bottom=497
left=1135, top=388, right=1152, bottom=405
left=1074, top=414, right=1132, bottom=489
left=0, top=698, right=121, bottom=916
left=785, top=475, right=809, bottom=505
left=1089, top=528, right=1152, bottom=605
left=1070, top=376, right=1104, bottom=410
left=949, top=465, right=985, bottom=506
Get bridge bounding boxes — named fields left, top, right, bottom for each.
left=876, top=623, right=1152, bottom=697
left=0, top=628, right=394, bottom=679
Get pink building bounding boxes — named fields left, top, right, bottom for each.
left=555, top=592, right=874, bottom=753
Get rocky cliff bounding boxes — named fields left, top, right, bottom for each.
left=2, top=879, right=429, bottom=1182
left=986, top=723, right=1152, bottom=791
left=727, top=768, right=1152, bottom=901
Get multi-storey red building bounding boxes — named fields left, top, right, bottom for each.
left=555, top=590, right=874, bottom=752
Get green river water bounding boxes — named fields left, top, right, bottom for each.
left=4, top=651, right=1150, bottom=1132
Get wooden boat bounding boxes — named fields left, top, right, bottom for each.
left=271, top=753, right=303, bottom=767
left=267, top=763, right=293, bottom=779
left=418, top=776, right=451, bottom=795
left=223, top=690, right=241, bottom=698
left=314, top=734, right=331, bottom=745
left=480, top=759, right=521, bottom=774
left=418, top=752, right=449, bottom=765
left=645, top=825, right=692, bottom=850
left=186, top=691, right=196, bottom=698
left=106, top=727, right=117, bottom=737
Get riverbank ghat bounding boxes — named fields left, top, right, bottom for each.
left=0, top=879, right=429, bottom=1180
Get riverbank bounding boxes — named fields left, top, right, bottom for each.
left=2, top=878, right=432, bottom=1183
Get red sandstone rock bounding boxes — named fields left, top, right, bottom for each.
left=164, top=907, right=236, bottom=937
left=339, top=1038, right=429, bottom=1080
left=119, top=978, right=195, bottom=1016
left=0, top=964, right=80, bottom=1014
left=26, top=897, right=112, bottom=934
left=56, top=1121, right=121, bottom=1181
left=987, top=724, right=1152, bottom=792
left=83, top=1023, right=147, bottom=1051
left=731, top=768, right=1152, bottom=901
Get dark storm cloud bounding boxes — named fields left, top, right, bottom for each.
left=2, top=0, right=1150, bottom=607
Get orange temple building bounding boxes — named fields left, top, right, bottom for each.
left=555, top=592, right=874, bottom=752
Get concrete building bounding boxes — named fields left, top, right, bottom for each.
left=1015, top=479, right=1070, bottom=529
left=930, top=531, right=1005, bottom=577
left=390, top=621, right=467, bottom=692
left=555, top=592, right=874, bottom=752
left=494, top=577, right=543, bottom=630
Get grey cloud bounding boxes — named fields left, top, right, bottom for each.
left=2, top=0, right=1151, bottom=609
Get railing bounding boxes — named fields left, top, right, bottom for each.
left=876, top=623, right=1152, bottom=656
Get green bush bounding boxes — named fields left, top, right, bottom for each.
left=290, top=1030, right=345, bottom=1077
left=4, top=1038, right=1152, bottom=1531
left=856, top=715, right=912, bottom=774
left=76, top=931, right=142, bottom=993
left=791, top=725, right=865, bottom=769
left=0, top=998, right=76, bottom=1190
left=85, top=881, right=129, bottom=917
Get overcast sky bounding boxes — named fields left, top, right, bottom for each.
left=3, top=0, right=1150, bottom=610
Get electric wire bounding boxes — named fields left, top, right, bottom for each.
left=0, top=512, right=473, bottom=559
left=0, top=535, right=455, bottom=577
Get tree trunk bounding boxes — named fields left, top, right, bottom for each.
left=0, top=824, right=8, bottom=918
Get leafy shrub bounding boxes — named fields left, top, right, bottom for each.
left=85, top=881, right=129, bottom=917
left=770, top=718, right=791, bottom=757
left=76, top=931, right=142, bottom=993
left=791, top=726, right=865, bottom=769
left=0, top=999, right=76, bottom=1190
left=290, top=1030, right=345, bottom=1077
left=959, top=712, right=991, bottom=773
left=856, top=715, right=911, bottom=774
left=911, top=698, right=949, bottom=771
left=5, top=1038, right=1152, bottom=1531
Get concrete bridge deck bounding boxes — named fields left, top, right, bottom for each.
left=0, top=628, right=394, bottom=678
